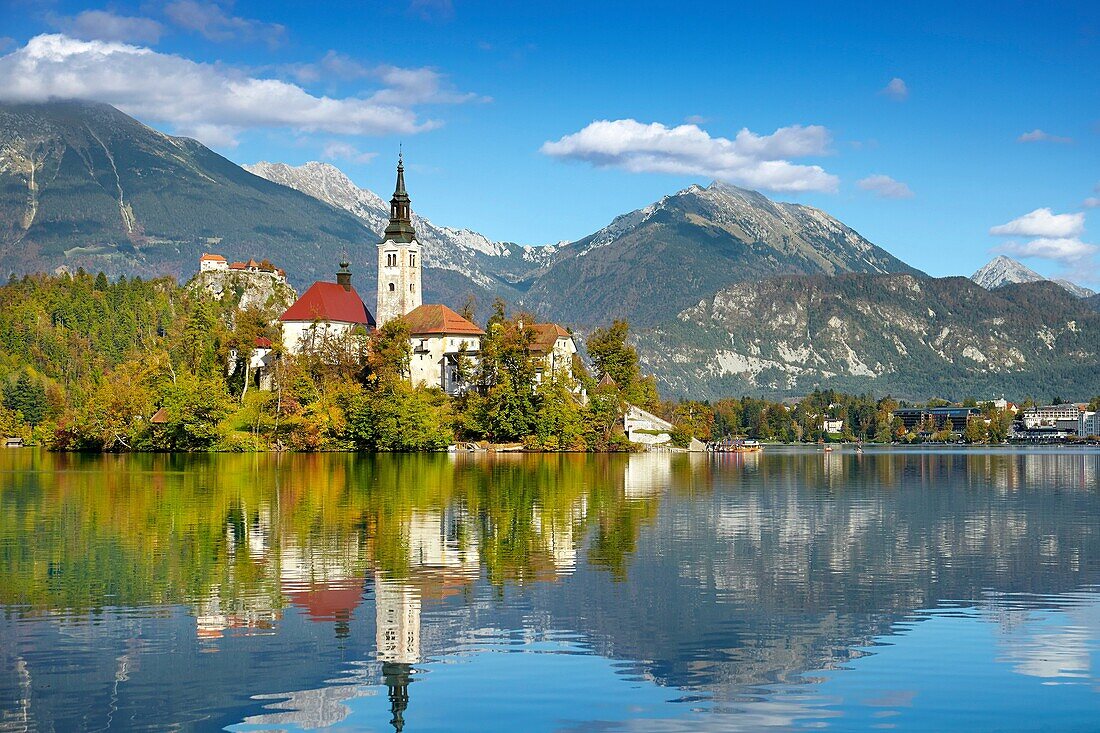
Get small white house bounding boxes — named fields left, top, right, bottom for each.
left=199, top=253, right=229, bottom=272
left=822, top=418, right=844, bottom=434
left=401, top=304, right=484, bottom=395
left=624, top=404, right=675, bottom=445
left=526, top=323, right=578, bottom=384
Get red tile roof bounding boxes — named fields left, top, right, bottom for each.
left=401, top=304, right=485, bottom=336
left=229, top=262, right=246, bottom=270
left=280, top=282, right=375, bottom=326
left=200, top=253, right=226, bottom=262
left=254, top=336, right=273, bottom=348
left=526, top=323, right=572, bottom=355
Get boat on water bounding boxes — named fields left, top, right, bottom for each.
left=708, top=437, right=762, bottom=453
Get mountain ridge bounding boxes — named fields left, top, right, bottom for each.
left=971, top=255, right=1094, bottom=298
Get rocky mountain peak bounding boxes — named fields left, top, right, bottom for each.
left=971, top=255, right=1045, bottom=289
left=971, top=255, right=1094, bottom=298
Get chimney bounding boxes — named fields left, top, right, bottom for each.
left=336, top=261, right=352, bottom=291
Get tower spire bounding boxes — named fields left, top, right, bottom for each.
left=384, top=151, right=415, bottom=243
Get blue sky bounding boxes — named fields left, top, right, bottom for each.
left=1, top=0, right=1097, bottom=283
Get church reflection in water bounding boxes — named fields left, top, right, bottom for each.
left=1, top=449, right=1099, bottom=731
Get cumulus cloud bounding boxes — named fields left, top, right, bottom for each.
left=285, top=52, right=485, bottom=105
left=0, top=34, right=480, bottom=147
left=541, top=119, right=838, bottom=193
left=1000, top=237, right=1097, bottom=263
left=857, top=174, right=913, bottom=199
left=164, top=0, right=285, bottom=47
left=47, top=10, right=164, bottom=44
left=989, top=208, right=1085, bottom=238
left=322, top=141, right=377, bottom=164
left=880, top=77, right=908, bottom=101
left=1017, top=128, right=1073, bottom=144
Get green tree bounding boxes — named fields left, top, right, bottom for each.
left=3, top=372, right=48, bottom=427
left=344, top=383, right=453, bottom=451
left=586, top=320, right=639, bottom=391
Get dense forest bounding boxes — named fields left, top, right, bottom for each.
left=0, top=272, right=1084, bottom=452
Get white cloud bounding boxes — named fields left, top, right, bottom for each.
left=990, top=208, right=1085, bottom=238
left=1083, top=197, right=1100, bottom=209
left=0, top=34, right=480, bottom=147
left=1017, top=128, right=1073, bottom=144
left=286, top=52, right=486, bottom=105
left=857, top=174, right=913, bottom=199
left=684, top=114, right=709, bottom=125
left=541, top=119, right=838, bottom=193
left=164, top=0, right=285, bottom=47
left=322, top=141, right=377, bottom=164
left=880, top=77, right=908, bottom=101
left=47, top=10, right=164, bottom=44
left=1000, top=237, right=1097, bottom=263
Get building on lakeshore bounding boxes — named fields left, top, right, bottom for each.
left=527, top=323, right=579, bottom=384
left=279, top=262, right=375, bottom=355
left=892, top=406, right=981, bottom=431
left=277, top=154, right=574, bottom=396
left=403, top=304, right=485, bottom=396
left=1077, top=411, right=1100, bottom=438
left=822, top=418, right=844, bottom=434
left=1021, top=404, right=1085, bottom=431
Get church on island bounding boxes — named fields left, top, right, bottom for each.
left=276, top=155, right=575, bottom=395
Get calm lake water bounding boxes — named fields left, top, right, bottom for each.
left=1, top=448, right=1098, bottom=732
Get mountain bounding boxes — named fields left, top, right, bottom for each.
left=517, top=182, right=923, bottom=327
left=0, top=99, right=374, bottom=285
left=1053, top=279, right=1096, bottom=299
left=971, top=256, right=1094, bottom=298
left=636, top=275, right=1100, bottom=400
left=971, top=255, right=1045, bottom=289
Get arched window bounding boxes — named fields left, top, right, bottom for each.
left=409, top=283, right=415, bottom=292
left=409, top=253, right=416, bottom=267
left=386, top=252, right=397, bottom=268
left=388, top=282, right=395, bottom=292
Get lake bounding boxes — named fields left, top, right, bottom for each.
left=0, top=447, right=1098, bottom=732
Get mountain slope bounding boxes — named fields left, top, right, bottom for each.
left=519, top=182, right=923, bottom=327
left=636, top=275, right=1100, bottom=399
left=971, top=255, right=1094, bottom=298
left=0, top=99, right=374, bottom=284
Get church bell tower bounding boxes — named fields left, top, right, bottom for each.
left=376, top=153, right=422, bottom=327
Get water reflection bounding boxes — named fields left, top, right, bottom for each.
left=0, top=448, right=1098, bottom=731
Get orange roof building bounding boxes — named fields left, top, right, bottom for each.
left=399, top=305, right=483, bottom=395
left=524, top=323, right=578, bottom=383
left=401, top=304, right=485, bottom=337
